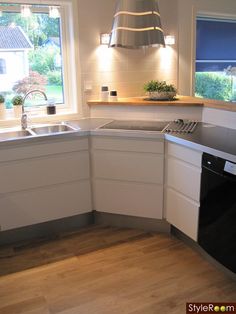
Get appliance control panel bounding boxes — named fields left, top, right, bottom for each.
left=224, top=161, right=236, bottom=175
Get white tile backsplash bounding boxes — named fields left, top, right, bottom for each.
left=90, top=105, right=203, bottom=121
left=202, top=108, right=236, bottom=130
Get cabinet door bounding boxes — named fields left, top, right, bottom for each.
left=94, top=180, right=163, bottom=219
left=92, top=136, right=164, bottom=219
left=166, top=157, right=201, bottom=202
left=166, top=188, right=199, bottom=241
left=165, top=142, right=202, bottom=241
left=0, top=137, right=92, bottom=231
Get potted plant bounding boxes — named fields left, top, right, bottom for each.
left=12, top=95, right=24, bottom=118
left=144, top=80, right=177, bottom=100
left=0, top=94, right=6, bottom=119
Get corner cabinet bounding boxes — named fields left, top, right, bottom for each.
left=0, top=136, right=92, bottom=231
left=165, top=142, right=202, bottom=241
left=91, top=136, right=164, bottom=219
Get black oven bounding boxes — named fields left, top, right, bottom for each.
left=198, top=153, right=236, bottom=273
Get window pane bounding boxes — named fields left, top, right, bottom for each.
left=195, top=17, right=236, bottom=102
left=196, top=19, right=236, bottom=61
left=0, top=6, right=64, bottom=109
left=0, top=58, right=6, bottom=74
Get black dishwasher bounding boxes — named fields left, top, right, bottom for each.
left=198, top=153, right=236, bottom=273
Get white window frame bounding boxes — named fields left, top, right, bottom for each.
left=194, top=12, right=236, bottom=100
left=0, top=0, right=78, bottom=116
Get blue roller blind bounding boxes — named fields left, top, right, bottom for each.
left=196, top=18, right=236, bottom=72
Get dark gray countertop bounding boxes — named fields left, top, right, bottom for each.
left=0, top=118, right=235, bottom=162
left=165, top=123, right=236, bottom=163
left=69, top=119, right=236, bottom=162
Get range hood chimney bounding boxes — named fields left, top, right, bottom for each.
left=109, top=0, right=165, bottom=49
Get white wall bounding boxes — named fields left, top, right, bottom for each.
left=77, top=0, right=179, bottom=116
left=90, top=105, right=202, bottom=121
left=76, top=0, right=236, bottom=127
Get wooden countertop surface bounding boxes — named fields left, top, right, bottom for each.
left=87, top=96, right=236, bottom=112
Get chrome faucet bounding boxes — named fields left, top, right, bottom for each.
left=21, top=90, right=48, bottom=129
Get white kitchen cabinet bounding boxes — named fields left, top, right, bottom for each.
left=0, top=136, right=92, bottom=231
left=165, top=142, right=202, bottom=241
left=91, top=136, right=164, bottom=219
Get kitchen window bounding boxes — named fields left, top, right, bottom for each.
left=0, top=1, right=77, bottom=114
left=0, top=58, right=6, bottom=74
left=195, top=17, right=236, bottom=102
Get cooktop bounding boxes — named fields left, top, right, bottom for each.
left=100, top=120, right=170, bottom=132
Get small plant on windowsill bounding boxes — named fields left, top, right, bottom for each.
left=11, top=95, right=24, bottom=118
left=0, top=94, right=6, bottom=120
left=144, top=80, right=177, bottom=100
left=0, top=94, right=5, bottom=105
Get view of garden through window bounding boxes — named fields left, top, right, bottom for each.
left=0, top=4, right=64, bottom=109
left=195, top=17, right=236, bottom=102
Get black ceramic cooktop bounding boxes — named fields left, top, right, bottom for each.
left=100, top=120, right=170, bottom=132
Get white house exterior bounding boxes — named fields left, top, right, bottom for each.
left=0, top=26, right=33, bottom=92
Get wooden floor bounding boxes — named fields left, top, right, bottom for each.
left=0, top=225, right=236, bottom=314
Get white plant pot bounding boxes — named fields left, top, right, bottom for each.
left=13, top=105, right=22, bottom=118
left=148, top=91, right=176, bottom=100
left=0, top=102, right=6, bottom=120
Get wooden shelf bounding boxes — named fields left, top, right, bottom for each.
left=87, top=96, right=203, bottom=107
left=87, top=95, right=236, bottom=111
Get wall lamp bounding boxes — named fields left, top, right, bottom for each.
left=100, top=33, right=111, bottom=45
left=21, top=5, right=32, bottom=17
left=49, top=6, right=60, bottom=18
left=20, top=5, right=60, bottom=18
left=164, top=35, right=175, bottom=45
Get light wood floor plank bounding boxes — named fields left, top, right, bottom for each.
left=0, top=226, right=235, bottom=314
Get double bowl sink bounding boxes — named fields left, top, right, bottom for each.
left=0, top=123, right=77, bottom=142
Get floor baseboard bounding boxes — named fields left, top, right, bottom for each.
left=94, top=211, right=170, bottom=233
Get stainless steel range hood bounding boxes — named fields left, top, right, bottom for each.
left=109, top=0, right=165, bottom=49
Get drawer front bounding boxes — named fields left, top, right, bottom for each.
left=0, top=151, right=90, bottom=193
left=166, top=157, right=201, bottom=201
left=94, top=179, right=163, bottom=219
left=167, top=142, right=202, bottom=168
left=0, top=180, right=92, bottom=231
left=166, top=188, right=199, bottom=241
left=0, top=137, right=89, bottom=163
left=92, top=137, right=164, bottom=154
left=93, top=151, right=164, bottom=184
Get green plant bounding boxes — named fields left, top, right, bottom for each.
left=29, top=47, right=60, bottom=75
left=12, top=95, right=24, bottom=106
left=195, top=72, right=232, bottom=101
left=144, top=80, right=177, bottom=93
left=47, top=71, right=62, bottom=86
left=0, top=94, right=5, bottom=103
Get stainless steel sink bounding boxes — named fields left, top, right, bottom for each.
left=30, top=124, right=75, bottom=135
left=0, top=130, right=33, bottom=141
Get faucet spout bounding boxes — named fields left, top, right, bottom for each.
left=21, top=89, right=48, bottom=129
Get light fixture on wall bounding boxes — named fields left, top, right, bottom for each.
left=49, top=6, right=60, bottom=19
left=100, top=33, right=111, bottom=45
left=164, top=35, right=175, bottom=45
left=109, top=0, right=165, bottom=49
left=21, top=5, right=32, bottom=18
